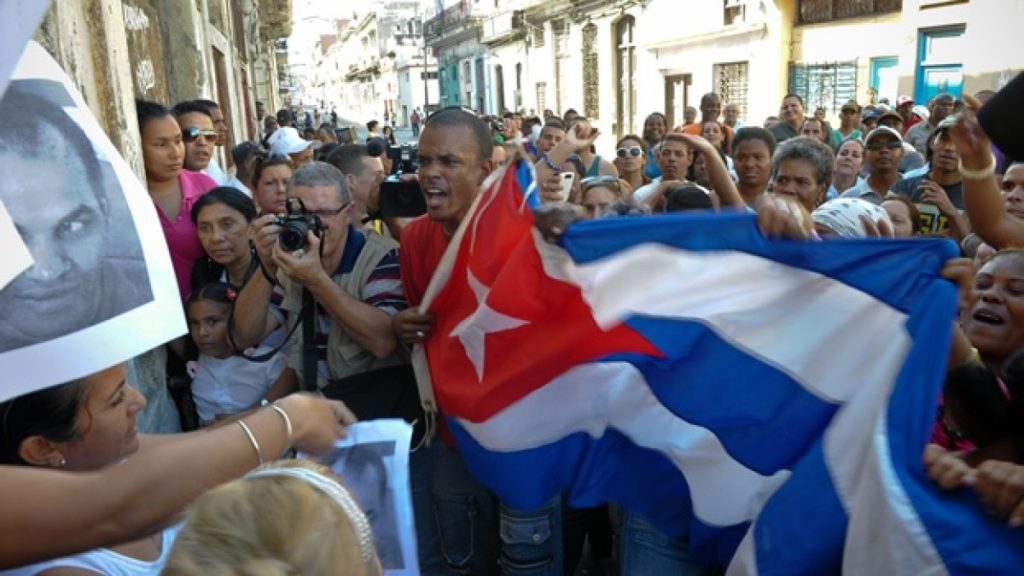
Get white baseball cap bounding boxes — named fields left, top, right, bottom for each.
left=269, top=127, right=312, bottom=156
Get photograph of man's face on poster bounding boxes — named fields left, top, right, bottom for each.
left=331, top=441, right=404, bottom=570
left=0, top=79, right=152, bottom=353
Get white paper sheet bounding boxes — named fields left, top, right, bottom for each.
left=0, top=42, right=186, bottom=401
left=0, top=0, right=50, bottom=100
left=305, top=419, right=419, bottom=576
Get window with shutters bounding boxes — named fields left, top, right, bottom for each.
left=582, top=24, right=599, bottom=119
left=788, top=61, right=858, bottom=116
left=536, top=82, right=547, bottom=114
left=724, top=0, right=745, bottom=25
left=798, top=0, right=901, bottom=24
left=532, top=26, right=545, bottom=48
left=553, top=20, right=570, bottom=114
left=615, top=16, right=636, bottom=137
left=713, top=62, right=748, bottom=121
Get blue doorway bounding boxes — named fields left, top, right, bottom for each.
left=915, top=26, right=965, bottom=101
left=870, top=56, right=899, bottom=102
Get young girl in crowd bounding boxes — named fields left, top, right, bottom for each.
left=187, top=282, right=296, bottom=425
left=700, top=119, right=734, bottom=171
left=0, top=366, right=180, bottom=575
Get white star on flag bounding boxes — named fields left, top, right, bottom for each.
left=450, top=269, right=529, bottom=381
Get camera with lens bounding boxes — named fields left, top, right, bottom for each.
left=273, top=197, right=323, bottom=252
left=379, top=143, right=426, bottom=218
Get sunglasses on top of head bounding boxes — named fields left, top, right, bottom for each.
left=580, top=175, right=621, bottom=193
left=616, top=146, right=643, bottom=158
left=182, top=127, right=218, bottom=143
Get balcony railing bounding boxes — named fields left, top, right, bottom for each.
left=481, top=11, right=527, bottom=43
left=798, top=0, right=902, bottom=25
left=424, top=1, right=480, bottom=41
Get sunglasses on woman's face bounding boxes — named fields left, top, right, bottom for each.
left=182, top=127, right=218, bottom=143
left=616, top=146, right=643, bottom=158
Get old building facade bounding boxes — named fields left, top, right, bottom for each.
left=300, top=1, right=435, bottom=128
left=32, top=0, right=290, bottom=175
left=424, top=0, right=1023, bottom=145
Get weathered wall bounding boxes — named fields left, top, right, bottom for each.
left=122, top=1, right=172, bottom=103
left=36, top=0, right=145, bottom=179
left=155, top=0, right=210, bottom=105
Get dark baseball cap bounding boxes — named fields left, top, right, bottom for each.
left=877, top=110, right=904, bottom=125
left=231, top=140, right=262, bottom=166
left=665, top=185, right=714, bottom=212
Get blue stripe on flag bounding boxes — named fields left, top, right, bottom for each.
left=750, top=441, right=847, bottom=573
left=615, top=317, right=839, bottom=475
left=890, top=281, right=1024, bottom=574
left=448, top=417, right=696, bottom=534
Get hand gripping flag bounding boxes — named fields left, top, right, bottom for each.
left=420, top=161, right=1024, bottom=574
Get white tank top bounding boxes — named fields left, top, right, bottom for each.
left=0, top=525, right=179, bottom=576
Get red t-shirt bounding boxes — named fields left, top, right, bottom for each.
left=399, top=214, right=461, bottom=444
left=399, top=214, right=451, bottom=307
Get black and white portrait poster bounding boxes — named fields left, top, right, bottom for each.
left=308, top=420, right=418, bottom=575
left=0, top=42, right=185, bottom=401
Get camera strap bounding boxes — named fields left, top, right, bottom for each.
left=300, top=286, right=318, bottom=392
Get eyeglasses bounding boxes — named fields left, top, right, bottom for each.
left=616, top=146, right=643, bottom=158
left=580, top=175, right=622, bottom=193
left=307, top=202, right=350, bottom=218
left=865, top=140, right=902, bottom=151
left=182, top=127, right=218, bottom=143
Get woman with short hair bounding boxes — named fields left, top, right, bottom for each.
left=771, top=136, right=835, bottom=212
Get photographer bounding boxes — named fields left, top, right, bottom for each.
left=325, top=144, right=408, bottom=241
left=231, top=162, right=441, bottom=572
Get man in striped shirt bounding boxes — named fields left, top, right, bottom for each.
left=234, top=161, right=408, bottom=389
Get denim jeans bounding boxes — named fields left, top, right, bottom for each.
left=499, top=496, right=563, bottom=576
left=432, top=442, right=501, bottom=575
left=619, top=510, right=708, bottom=576
left=411, top=442, right=446, bottom=575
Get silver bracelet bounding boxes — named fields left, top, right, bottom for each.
left=237, top=420, right=264, bottom=465
left=959, top=155, right=996, bottom=180
left=270, top=404, right=294, bottom=452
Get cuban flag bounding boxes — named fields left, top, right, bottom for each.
left=419, top=161, right=1024, bottom=573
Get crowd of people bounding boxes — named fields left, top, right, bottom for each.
left=1, top=63, right=1024, bottom=575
